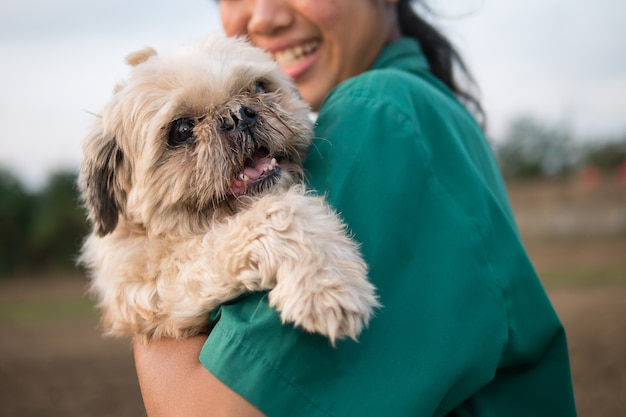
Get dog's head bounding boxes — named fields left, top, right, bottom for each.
left=79, top=36, right=313, bottom=237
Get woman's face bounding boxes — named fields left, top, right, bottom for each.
left=219, top=0, right=400, bottom=110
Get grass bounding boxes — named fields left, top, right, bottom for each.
left=522, top=235, right=626, bottom=289
left=539, top=266, right=626, bottom=288
left=1, top=264, right=624, bottom=323
left=0, top=298, right=97, bottom=322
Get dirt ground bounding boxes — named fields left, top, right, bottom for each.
left=0, top=277, right=624, bottom=417
left=549, top=285, right=626, bottom=417
left=0, top=178, right=624, bottom=416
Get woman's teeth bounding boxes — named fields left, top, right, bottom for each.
left=273, top=41, right=319, bottom=67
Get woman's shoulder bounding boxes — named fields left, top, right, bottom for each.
left=320, top=66, right=461, bottom=123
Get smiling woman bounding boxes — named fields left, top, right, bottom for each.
left=131, top=1, right=578, bottom=417
left=218, top=0, right=401, bottom=110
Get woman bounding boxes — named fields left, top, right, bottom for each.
left=133, top=1, right=578, bottom=416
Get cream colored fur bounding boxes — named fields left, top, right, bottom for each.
left=78, top=35, right=378, bottom=345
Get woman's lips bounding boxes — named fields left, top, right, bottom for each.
left=271, top=40, right=320, bottom=79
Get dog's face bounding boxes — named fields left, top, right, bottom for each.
left=79, top=36, right=313, bottom=237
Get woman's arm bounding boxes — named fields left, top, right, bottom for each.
left=133, top=336, right=266, bottom=417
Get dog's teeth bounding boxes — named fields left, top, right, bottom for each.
left=263, top=159, right=277, bottom=173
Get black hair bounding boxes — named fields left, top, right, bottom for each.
left=397, top=0, right=485, bottom=128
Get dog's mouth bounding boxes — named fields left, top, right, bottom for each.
left=230, top=149, right=281, bottom=196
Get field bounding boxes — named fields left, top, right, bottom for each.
left=1, top=178, right=624, bottom=417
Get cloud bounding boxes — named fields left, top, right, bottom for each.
left=444, top=0, right=626, bottom=139
left=0, top=0, right=220, bottom=41
left=1, top=0, right=625, bottom=188
left=0, top=0, right=222, bottom=188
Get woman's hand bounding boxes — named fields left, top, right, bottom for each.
left=133, top=336, right=265, bottom=417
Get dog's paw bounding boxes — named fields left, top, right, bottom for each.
left=268, top=266, right=379, bottom=346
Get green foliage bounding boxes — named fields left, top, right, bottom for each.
left=495, top=116, right=626, bottom=180
left=495, top=116, right=581, bottom=179
left=2, top=117, right=625, bottom=277
left=583, top=137, right=626, bottom=171
left=0, top=169, right=90, bottom=278
left=0, top=169, right=36, bottom=275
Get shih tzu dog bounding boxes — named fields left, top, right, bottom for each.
left=78, top=35, right=378, bottom=345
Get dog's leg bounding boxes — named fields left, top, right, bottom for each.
left=214, top=186, right=379, bottom=345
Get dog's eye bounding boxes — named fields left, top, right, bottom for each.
left=254, top=80, right=268, bottom=94
left=168, top=118, right=195, bottom=147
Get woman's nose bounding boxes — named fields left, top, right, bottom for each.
left=247, top=0, right=294, bottom=36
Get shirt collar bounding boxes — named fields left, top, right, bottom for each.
left=370, top=37, right=430, bottom=74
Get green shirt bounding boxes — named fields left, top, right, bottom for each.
left=200, top=38, right=577, bottom=417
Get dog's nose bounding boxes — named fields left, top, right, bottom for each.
left=234, top=106, right=258, bottom=131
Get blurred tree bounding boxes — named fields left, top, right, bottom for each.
left=5, top=129, right=624, bottom=278
left=583, top=136, right=626, bottom=171
left=495, top=116, right=581, bottom=179
left=0, top=169, right=90, bottom=278
left=0, top=169, right=36, bottom=276
left=24, top=171, right=90, bottom=274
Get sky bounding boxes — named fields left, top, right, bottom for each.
left=1, top=0, right=625, bottom=189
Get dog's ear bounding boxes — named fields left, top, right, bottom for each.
left=125, top=46, right=157, bottom=67
left=111, top=47, right=158, bottom=93
left=79, top=123, right=128, bottom=237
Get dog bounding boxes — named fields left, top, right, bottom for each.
left=78, top=36, right=378, bottom=346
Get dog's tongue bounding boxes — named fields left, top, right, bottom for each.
left=231, top=156, right=278, bottom=196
